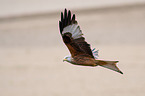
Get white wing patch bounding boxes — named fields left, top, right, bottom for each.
left=92, top=48, right=99, bottom=59
left=62, top=24, right=83, bottom=39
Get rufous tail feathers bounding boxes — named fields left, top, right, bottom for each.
left=95, top=60, right=123, bottom=74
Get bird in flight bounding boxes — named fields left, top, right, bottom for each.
left=59, top=9, right=123, bottom=74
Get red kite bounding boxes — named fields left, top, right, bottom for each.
left=59, top=9, right=123, bottom=74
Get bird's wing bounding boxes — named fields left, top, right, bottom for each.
left=59, top=9, right=94, bottom=58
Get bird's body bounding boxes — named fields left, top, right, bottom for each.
left=59, top=9, right=123, bottom=74
left=71, top=55, right=97, bottom=66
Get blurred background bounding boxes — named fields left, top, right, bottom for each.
left=0, top=0, right=145, bottom=96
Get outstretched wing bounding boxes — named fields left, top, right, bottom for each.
left=59, top=9, right=94, bottom=58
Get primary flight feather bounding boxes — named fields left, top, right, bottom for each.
left=59, top=9, right=123, bottom=74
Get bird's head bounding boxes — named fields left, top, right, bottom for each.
left=63, top=55, right=72, bottom=63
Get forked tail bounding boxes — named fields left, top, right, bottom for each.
left=95, top=59, right=123, bottom=74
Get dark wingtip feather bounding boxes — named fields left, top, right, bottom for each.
left=72, top=14, right=75, bottom=21
left=61, top=12, right=63, bottom=22
left=64, top=8, right=67, bottom=12
left=59, top=21, right=63, bottom=33
left=68, top=10, right=71, bottom=25
left=119, top=71, right=123, bottom=74
left=64, top=9, right=67, bottom=19
left=68, top=10, right=71, bottom=15
left=72, top=14, right=77, bottom=23
left=59, top=9, right=77, bottom=34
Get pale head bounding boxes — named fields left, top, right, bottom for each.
left=63, top=55, right=73, bottom=63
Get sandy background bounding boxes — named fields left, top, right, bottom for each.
left=0, top=1, right=145, bottom=96
left=1, top=0, right=145, bottom=18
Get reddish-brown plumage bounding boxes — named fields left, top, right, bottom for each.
left=59, top=9, right=94, bottom=59
left=59, top=9, right=123, bottom=74
left=73, top=55, right=97, bottom=66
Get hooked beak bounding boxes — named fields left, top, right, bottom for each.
left=63, top=59, right=67, bottom=62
